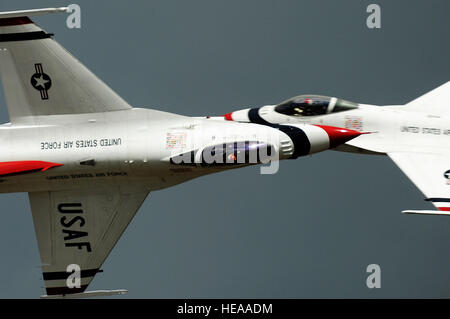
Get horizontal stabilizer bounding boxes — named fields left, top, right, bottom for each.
left=40, top=289, right=128, bottom=299
left=0, top=7, right=67, bottom=19
left=402, top=210, right=450, bottom=216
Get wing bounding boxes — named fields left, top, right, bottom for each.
left=0, top=12, right=131, bottom=123
left=388, top=152, right=450, bottom=214
left=28, top=185, right=149, bottom=297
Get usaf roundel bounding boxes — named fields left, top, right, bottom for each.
left=444, top=170, right=450, bottom=180
left=30, top=63, right=52, bottom=100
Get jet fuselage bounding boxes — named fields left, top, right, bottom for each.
left=0, top=108, right=358, bottom=193
left=222, top=103, right=450, bottom=156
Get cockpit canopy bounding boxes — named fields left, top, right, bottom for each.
left=274, top=95, right=358, bottom=117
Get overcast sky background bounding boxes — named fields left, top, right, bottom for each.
left=0, top=0, right=449, bottom=298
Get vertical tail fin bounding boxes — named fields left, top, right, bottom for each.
left=406, top=81, right=450, bottom=115
left=0, top=8, right=131, bottom=123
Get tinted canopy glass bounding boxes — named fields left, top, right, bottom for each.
left=275, top=95, right=358, bottom=117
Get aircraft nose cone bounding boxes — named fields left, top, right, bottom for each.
left=314, top=125, right=362, bottom=148
left=222, top=112, right=233, bottom=121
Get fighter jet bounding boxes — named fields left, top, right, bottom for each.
left=0, top=8, right=361, bottom=298
left=216, top=83, right=450, bottom=216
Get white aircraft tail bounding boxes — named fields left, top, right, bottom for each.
left=0, top=7, right=131, bottom=124
left=405, top=81, right=450, bottom=115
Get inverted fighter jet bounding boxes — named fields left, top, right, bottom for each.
left=0, top=8, right=361, bottom=298
left=216, top=84, right=450, bottom=216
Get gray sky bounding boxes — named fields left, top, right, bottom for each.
left=0, top=0, right=449, bottom=298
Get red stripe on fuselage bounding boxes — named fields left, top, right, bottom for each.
left=0, top=161, right=63, bottom=177
left=437, top=207, right=450, bottom=211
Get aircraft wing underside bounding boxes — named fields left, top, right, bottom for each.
left=28, top=186, right=149, bottom=297
left=388, top=152, right=450, bottom=214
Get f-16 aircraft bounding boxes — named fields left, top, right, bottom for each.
left=215, top=83, right=450, bottom=216
left=0, top=8, right=361, bottom=298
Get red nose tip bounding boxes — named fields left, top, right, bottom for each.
left=314, top=125, right=363, bottom=148
left=223, top=112, right=233, bottom=121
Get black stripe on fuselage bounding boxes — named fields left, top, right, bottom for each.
left=277, top=125, right=310, bottom=158
left=43, top=268, right=101, bottom=281
left=425, top=198, right=450, bottom=203
left=46, top=285, right=88, bottom=296
left=0, top=31, right=53, bottom=42
left=248, top=108, right=272, bottom=125
left=247, top=108, right=311, bottom=158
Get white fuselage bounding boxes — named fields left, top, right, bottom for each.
left=225, top=103, right=450, bottom=156
left=303, top=104, right=450, bottom=155
left=0, top=108, right=333, bottom=193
